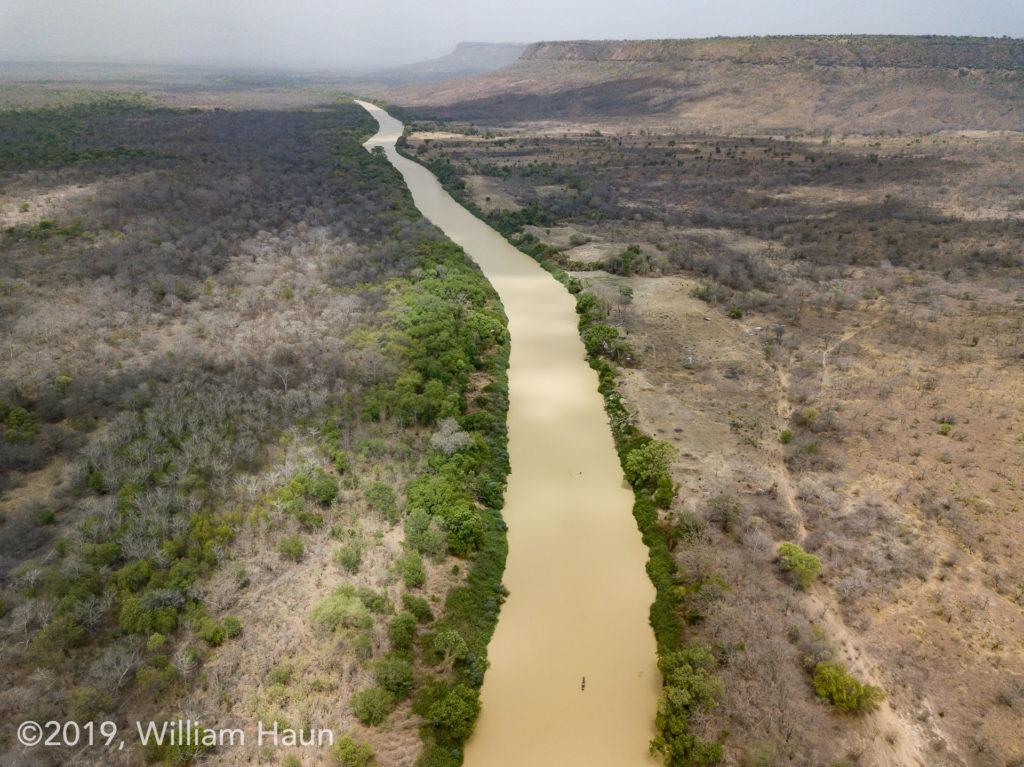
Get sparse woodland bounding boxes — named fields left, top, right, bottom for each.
left=0, top=96, right=510, bottom=766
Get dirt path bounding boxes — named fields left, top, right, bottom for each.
left=356, top=102, right=660, bottom=766
left=775, top=329, right=948, bottom=767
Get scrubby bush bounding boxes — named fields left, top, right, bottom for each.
left=3, top=405, right=38, bottom=443
left=274, top=468, right=339, bottom=518
left=146, top=633, right=166, bottom=653
left=67, top=685, right=112, bottom=720
left=405, top=509, right=448, bottom=560
left=310, top=587, right=373, bottom=634
left=575, top=291, right=605, bottom=323
left=142, top=728, right=212, bottom=765
left=396, top=548, right=426, bottom=588
left=690, top=284, right=716, bottom=303
left=402, top=593, right=434, bottom=623
left=222, top=616, right=242, bottom=638
left=119, top=598, right=178, bottom=635
left=278, top=535, right=305, bottom=562
left=777, top=542, right=822, bottom=589
left=266, top=664, right=292, bottom=686
left=707, top=494, right=744, bottom=533
left=740, top=741, right=780, bottom=767
left=793, top=407, right=819, bottom=428
left=332, top=736, right=375, bottom=767
left=136, top=663, right=179, bottom=698
left=195, top=616, right=225, bottom=647
left=329, top=449, right=352, bottom=475
left=388, top=611, right=418, bottom=653
left=812, top=661, right=884, bottom=713
left=605, top=244, right=651, bottom=276
left=350, top=686, right=394, bottom=726
left=414, top=745, right=460, bottom=767
left=307, top=469, right=340, bottom=505
left=372, top=655, right=415, bottom=700
left=653, top=475, right=677, bottom=509
left=365, top=482, right=399, bottom=523
left=336, top=542, right=363, bottom=573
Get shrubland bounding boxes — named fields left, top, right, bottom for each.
left=400, top=99, right=1024, bottom=765
left=0, top=93, right=509, bottom=767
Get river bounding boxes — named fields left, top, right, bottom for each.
left=356, top=100, right=660, bottom=767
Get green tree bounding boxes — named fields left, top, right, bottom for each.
left=624, top=440, right=677, bottom=489
left=583, top=323, right=620, bottom=356
left=776, top=542, right=822, bottom=589
left=444, top=507, right=483, bottom=556
left=812, top=662, right=884, bottom=713
left=432, top=628, right=469, bottom=670
left=424, top=684, right=480, bottom=743
left=3, top=405, right=38, bottom=443
left=650, top=646, right=724, bottom=767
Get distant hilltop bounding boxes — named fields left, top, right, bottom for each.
left=360, top=42, right=527, bottom=85
left=385, top=34, right=1024, bottom=132
left=519, top=35, right=1024, bottom=71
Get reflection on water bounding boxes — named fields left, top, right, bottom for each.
left=357, top=101, right=660, bottom=767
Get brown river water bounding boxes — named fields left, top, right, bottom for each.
left=357, top=101, right=660, bottom=767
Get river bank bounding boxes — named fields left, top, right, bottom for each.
left=356, top=100, right=659, bottom=767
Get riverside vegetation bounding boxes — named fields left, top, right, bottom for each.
left=395, top=133, right=726, bottom=765
left=0, top=94, right=509, bottom=767
left=395, top=49, right=1024, bottom=763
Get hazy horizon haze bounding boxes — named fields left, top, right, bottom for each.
left=1, top=0, right=1022, bottom=70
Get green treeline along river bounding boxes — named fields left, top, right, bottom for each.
left=356, top=100, right=659, bottom=767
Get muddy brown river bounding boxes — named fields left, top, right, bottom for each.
left=357, top=101, right=660, bottom=767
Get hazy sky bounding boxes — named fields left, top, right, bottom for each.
left=1, top=0, right=1021, bottom=69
